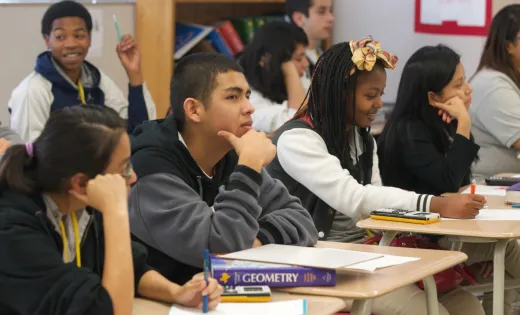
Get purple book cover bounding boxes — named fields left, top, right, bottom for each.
left=210, top=256, right=336, bottom=287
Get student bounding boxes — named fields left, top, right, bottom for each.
left=128, top=52, right=319, bottom=285
left=469, top=4, right=520, bottom=178
left=8, top=0, right=156, bottom=142
left=0, top=105, right=222, bottom=315
left=286, top=0, right=334, bottom=88
left=239, top=21, right=308, bottom=133
left=267, top=38, right=485, bottom=315
left=378, top=45, right=479, bottom=196
left=378, top=44, right=520, bottom=315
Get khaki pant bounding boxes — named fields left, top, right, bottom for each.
left=438, top=238, right=520, bottom=315
left=341, top=285, right=484, bottom=315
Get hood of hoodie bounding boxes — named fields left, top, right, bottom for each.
left=35, top=51, right=101, bottom=91
left=130, top=116, right=238, bottom=203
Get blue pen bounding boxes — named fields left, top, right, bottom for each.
left=203, top=249, right=210, bottom=313
left=113, top=14, right=122, bottom=43
left=512, top=204, right=520, bottom=208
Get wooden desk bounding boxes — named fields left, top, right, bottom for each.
left=357, top=194, right=520, bottom=315
left=133, top=292, right=347, bottom=315
left=275, top=241, right=467, bottom=315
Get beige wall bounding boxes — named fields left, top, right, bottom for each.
left=0, top=3, right=135, bottom=127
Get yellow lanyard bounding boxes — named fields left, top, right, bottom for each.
left=58, top=212, right=82, bottom=267
left=78, top=80, right=86, bottom=105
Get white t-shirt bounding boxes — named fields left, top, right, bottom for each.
left=470, top=69, right=520, bottom=178
left=250, top=89, right=297, bottom=134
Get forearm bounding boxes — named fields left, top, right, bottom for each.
left=127, top=71, right=143, bottom=87
left=138, top=270, right=178, bottom=303
left=102, top=211, right=134, bottom=315
left=284, top=66, right=306, bottom=109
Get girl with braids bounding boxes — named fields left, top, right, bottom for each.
left=267, top=38, right=485, bottom=315
left=0, top=105, right=222, bottom=315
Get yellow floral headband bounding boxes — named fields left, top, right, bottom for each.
left=349, top=36, right=398, bottom=75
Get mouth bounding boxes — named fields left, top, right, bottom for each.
left=367, top=113, right=377, bottom=121
left=63, top=53, right=83, bottom=60
left=241, top=121, right=253, bottom=129
left=465, top=96, right=472, bottom=106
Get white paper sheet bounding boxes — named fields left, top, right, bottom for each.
left=88, top=9, right=103, bottom=58
left=220, top=244, right=383, bottom=269
left=461, top=185, right=507, bottom=196
left=345, top=255, right=421, bottom=272
left=169, top=299, right=307, bottom=315
left=419, top=0, right=487, bottom=27
left=442, top=209, right=520, bottom=221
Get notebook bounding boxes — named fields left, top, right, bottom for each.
left=220, top=244, right=383, bottom=269
left=506, top=182, right=520, bottom=204
left=168, top=299, right=307, bottom=315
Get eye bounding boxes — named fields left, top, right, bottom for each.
left=227, top=95, right=238, bottom=100
left=76, top=34, right=86, bottom=39
left=366, top=95, right=377, bottom=100
left=55, top=35, right=65, bottom=40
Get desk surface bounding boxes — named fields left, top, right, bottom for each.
left=133, top=292, right=347, bottom=315
left=274, top=241, right=467, bottom=299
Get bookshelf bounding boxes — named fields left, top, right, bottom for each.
left=135, top=0, right=330, bottom=118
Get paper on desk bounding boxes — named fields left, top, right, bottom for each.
left=345, top=254, right=420, bottom=272
left=220, top=244, right=383, bottom=269
left=169, top=299, right=307, bottom=315
left=461, top=185, right=507, bottom=196
left=442, top=209, right=520, bottom=221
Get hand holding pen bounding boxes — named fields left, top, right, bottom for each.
left=171, top=270, right=223, bottom=310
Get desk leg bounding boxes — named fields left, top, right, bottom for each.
left=379, top=231, right=398, bottom=246
left=422, top=275, right=439, bottom=315
left=351, top=299, right=373, bottom=315
left=493, top=239, right=509, bottom=315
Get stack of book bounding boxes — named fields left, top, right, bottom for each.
left=174, top=15, right=285, bottom=60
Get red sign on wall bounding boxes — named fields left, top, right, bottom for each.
left=415, top=0, right=492, bottom=36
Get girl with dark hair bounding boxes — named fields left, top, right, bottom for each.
left=239, top=21, right=309, bottom=133
left=379, top=44, right=520, bottom=315
left=470, top=4, right=520, bottom=178
left=267, top=38, right=485, bottom=315
left=378, top=45, right=478, bottom=195
left=0, top=105, right=222, bottom=315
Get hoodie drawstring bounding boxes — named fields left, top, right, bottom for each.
left=196, top=176, right=203, bottom=197
left=78, top=81, right=86, bottom=105
left=58, top=212, right=82, bottom=267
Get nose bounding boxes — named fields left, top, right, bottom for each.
left=127, top=170, right=137, bottom=186
left=244, top=98, right=255, bottom=115
left=467, top=82, right=473, bottom=95
left=374, top=97, right=384, bottom=109
left=64, top=36, right=78, bottom=48
left=328, top=11, right=335, bottom=23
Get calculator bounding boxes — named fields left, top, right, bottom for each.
left=370, top=209, right=441, bottom=224
left=485, top=176, right=520, bottom=187
left=221, top=286, right=271, bottom=303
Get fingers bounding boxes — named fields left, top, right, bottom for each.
left=206, top=279, right=222, bottom=300
left=218, top=130, right=238, bottom=146
left=470, top=194, right=486, bottom=203
left=208, top=296, right=221, bottom=310
left=431, top=101, right=450, bottom=111
left=117, top=34, right=137, bottom=52
left=192, top=272, right=205, bottom=281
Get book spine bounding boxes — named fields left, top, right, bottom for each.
left=213, top=268, right=336, bottom=287
left=208, top=29, right=233, bottom=58
left=216, top=21, right=244, bottom=54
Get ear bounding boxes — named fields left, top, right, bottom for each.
left=68, top=173, right=89, bottom=197
left=292, top=12, right=307, bottom=28
left=183, top=97, right=205, bottom=124
left=427, top=91, right=440, bottom=105
left=44, top=35, right=51, bottom=50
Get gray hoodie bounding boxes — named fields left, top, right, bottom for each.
left=128, top=116, right=318, bottom=284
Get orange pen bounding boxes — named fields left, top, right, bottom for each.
left=470, top=180, right=476, bottom=194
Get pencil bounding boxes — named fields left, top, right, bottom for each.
left=113, top=15, right=122, bottom=43
left=203, top=249, right=210, bottom=313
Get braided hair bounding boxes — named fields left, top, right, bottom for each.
left=293, top=42, right=377, bottom=184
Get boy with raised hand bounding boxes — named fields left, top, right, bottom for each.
left=8, top=0, right=156, bottom=142
left=128, top=52, right=318, bottom=285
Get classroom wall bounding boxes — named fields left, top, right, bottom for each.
left=332, top=0, right=516, bottom=104
left=0, top=3, right=135, bottom=127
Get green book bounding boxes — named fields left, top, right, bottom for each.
left=253, top=16, right=266, bottom=30
left=231, top=17, right=256, bottom=44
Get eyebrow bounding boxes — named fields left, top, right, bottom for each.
left=368, top=87, right=381, bottom=92
left=224, top=86, right=251, bottom=94
left=52, top=27, right=86, bottom=32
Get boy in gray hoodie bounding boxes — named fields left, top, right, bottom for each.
left=128, top=52, right=318, bottom=285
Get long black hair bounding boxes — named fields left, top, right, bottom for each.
left=476, top=4, right=520, bottom=89
left=239, top=21, right=308, bottom=104
left=0, top=105, right=126, bottom=195
left=378, top=45, right=474, bottom=186
left=292, top=42, right=380, bottom=183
